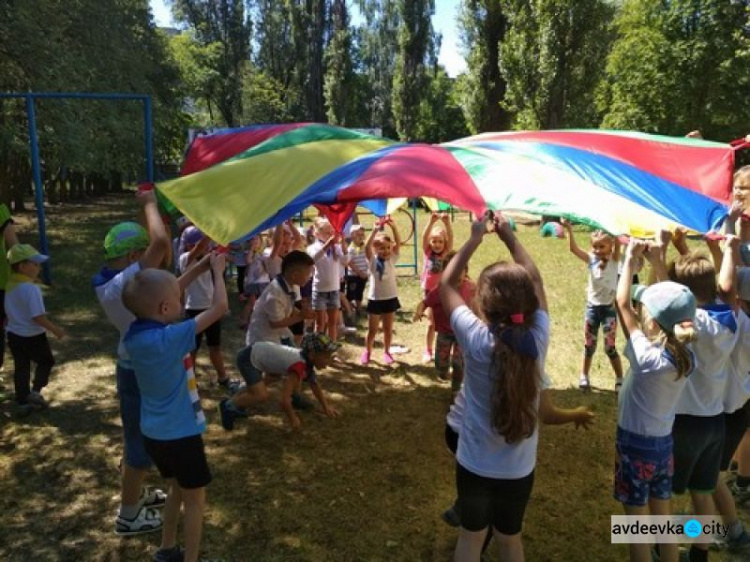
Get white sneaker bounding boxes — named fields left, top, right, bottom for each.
left=115, top=505, right=163, bottom=536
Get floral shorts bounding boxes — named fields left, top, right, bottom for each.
left=614, top=426, right=673, bottom=506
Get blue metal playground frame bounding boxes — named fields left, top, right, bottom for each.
left=0, top=92, right=153, bottom=284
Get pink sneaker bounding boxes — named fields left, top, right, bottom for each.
left=360, top=350, right=371, bottom=365
left=384, top=352, right=395, bottom=365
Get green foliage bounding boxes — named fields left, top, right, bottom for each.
left=458, top=0, right=510, bottom=133
left=417, top=68, right=470, bottom=142
left=324, top=0, right=355, bottom=125
left=500, top=0, right=615, bottom=129
left=392, top=0, right=439, bottom=141
left=599, top=0, right=750, bottom=139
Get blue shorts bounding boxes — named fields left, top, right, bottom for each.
left=116, top=363, right=153, bottom=470
left=614, top=426, right=673, bottom=506
left=236, top=345, right=263, bottom=385
left=312, top=290, right=340, bottom=311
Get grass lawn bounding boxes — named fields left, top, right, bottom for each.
left=0, top=194, right=743, bottom=561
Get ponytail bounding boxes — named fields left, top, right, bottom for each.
left=665, top=322, right=697, bottom=379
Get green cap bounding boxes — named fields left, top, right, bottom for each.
left=103, top=222, right=149, bottom=260
left=8, top=244, right=48, bottom=265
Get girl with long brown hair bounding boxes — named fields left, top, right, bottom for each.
left=440, top=211, right=591, bottom=562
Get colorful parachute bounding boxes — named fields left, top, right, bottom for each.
left=157, top=126, right=739, bottom=245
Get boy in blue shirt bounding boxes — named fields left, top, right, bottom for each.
left=122, top=253, right=228, bottom=562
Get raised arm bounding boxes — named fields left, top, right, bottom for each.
left=645, top=231, right=670, bottom=282
left=561, top=219, right=589, bottom=263
left=388, top=218, right=402, bottom=250
left=718, top=235, right=740, bottom=303
left=138, top=190, right=170, bottom=269
left=178, top=253, right=210, bottom=293
left=364, top=225, right=379, bottom=261
left=422, top=213, right=439, bottom=253
left=440, top=214, right=488, bottom=317
left=194, top=253, right=229, bottom=334
left=442, top=213, right=454, bottom=253
left=496, top=213, right=548, bottom=312
left=617, top=239, right=647, bottom=339
left=270, top=224, right=284, bottom=259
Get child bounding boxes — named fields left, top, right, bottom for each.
left=227, top=238, right=249, bottom=298
left=307, top=217, right=348, bottom=341
left=122, top=253, right=227, bottom=562
left=729, top=268, right=750, bottom=506
left=361, top=217, right=401, bottom=366
left=414, top=251, right=475, bottom=398
left=238, top=235, right=269, bottom=328
left=438, top=211, right=552, bottom=561
left=562, top=220, right=624, bottom=391
left=615, top=239, right=697, bottom=562
left=345, top=224, right=368, bottom=316
left=179, top=227, right=234, bottom=389
left=219, top=332, right=340, bottom=430
left=92, top=190, right=170, bottom=536
left=420, top=212, right=453, bottom=363
left=6, top=244, right=66, bottom=414
left=668, top=242, right=739, bottom=562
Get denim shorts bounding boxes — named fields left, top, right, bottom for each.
left=116, top=363, right=153, bottom=470
left=236, top=345, right=263, bottom=385
left=614, top=426, right=673, bottom=506
left=312, top=290, right=340, bottom=311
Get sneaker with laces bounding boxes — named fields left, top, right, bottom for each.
left=115, top=505, right=163, bottom=536
left=28, top=391, right=49, bottom=409
left=140, top=487, right=167, bottom=509
left=153, top=545, right=184, bottom=562
left=383, top=352, right=395, bottom=365
left=360, top=350, right=370, bottom=365
left=218, top=378, right=243, bottom=394
left=726, top=527, right=750, bottom=552
left=579, top=375, right=591, bottom=391
left=218, top=399, right=244, bottom=431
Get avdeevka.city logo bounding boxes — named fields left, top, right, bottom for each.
left=684, top=519, right=702, bottom=539
left=610, top=516, right=728, bottom=544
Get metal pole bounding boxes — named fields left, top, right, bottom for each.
left=25, top=96, right=51, bottom=284
left=412, top=198, right=418, bottom=277
left=143, top=96, right=154, bottom=182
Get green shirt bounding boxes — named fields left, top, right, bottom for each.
left=0, top=204, right=14, bottom=291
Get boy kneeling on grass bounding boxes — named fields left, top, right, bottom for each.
left=219, top=332, right=340, bottom=431
left=122, top=253, right=228, bottom=562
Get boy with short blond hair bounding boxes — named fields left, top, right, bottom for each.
left=123, top=253, right=228, bottom=562
left=6, top=244, right=65, bottom=414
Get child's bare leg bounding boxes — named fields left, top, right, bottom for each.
left=160, top=479, right=181, bottom=550
left=623, top=503, right=652, bottom=562
left=424, top=308, right=435, bottom=361
left=327, top=308, right=339, bottom=341
left=737, top=430, right=750, bottom=478
left=492, top=529, right=524, bottom=562
left=121, top=464, right=147, bottom=507
left=382, top=312, right=395, bottom=352
left=182, top=485, right=206, bottom=562
left=239, top=296, right=255, bottom=326
left=208, top=346, right=227, bottom=382
left=230, top=382, right=268, bottom=410
left=365, top=314, right=381, bottom=353
left=315, top=309, right=327, bottom=334
left=648, top=497, right=677, bottom=562
left=454, top=527, right=489, bottom=561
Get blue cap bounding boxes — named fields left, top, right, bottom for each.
left=635, top=281, right=696, bottom=331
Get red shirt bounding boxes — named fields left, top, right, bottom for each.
left=424, top=280, right=476, bottom=335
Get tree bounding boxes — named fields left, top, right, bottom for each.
left=324, top=0, right=355, bottom=125
left=170, top=0, right=251, bottom=127
left=458, top=0, right=510, bottom=133
left=599, top=0, right=750, bottom=140
left=499, top=0, right=615, bottom=129
left=417, top=68, right=469, bottom=142
left=392, top=0, right=439, bottom=141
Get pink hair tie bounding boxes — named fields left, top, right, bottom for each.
left=510, top=313, right=525, bottom=324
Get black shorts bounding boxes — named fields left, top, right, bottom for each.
left=143, top=434, right=212, bottom=489
left=185, top=309, right=222, bottom=347
left=290, top=301, right=304, bottom=336
left=455, top=462, right=534, bottom=535
left=721, top=403, right=750, bottom=471
left=366, top=297, right=401, bottom=315
left=672, top=413, right=725, bottom=494
left=445, top=424, right=459, bottom=456
left=346, top=276, right=367, bottom=302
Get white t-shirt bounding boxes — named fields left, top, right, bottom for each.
left=726, top=309, right=750, bottom=413
left=245, top=252, right=270, bottom=286
left=586, top=256, right=618, bottom=306
left=618, top=330, right=692, bottom=437
left=676, top=307, right=738, bottom=417
left=179, top=252, right=213, bottom=310
left=93, top=261, right=141, bottom=366
left=251, top=342, right=306, bottom=378
left=245, top=276, right=299, bottom=346
left=307, top=240, right=346, bottom=292
left=447, top=386, right=466, bottom=434
left=450, top=305, right=550, bottom=479
left=263, top=248, right=282, bottom=278
left=5, top=282, right=46, bottom=337
left=367, top=252, right=399, bottom=301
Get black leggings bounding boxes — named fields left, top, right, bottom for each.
left=456, top=462, right=534, bottom=535
left=9, top=332, right=54, bottom=405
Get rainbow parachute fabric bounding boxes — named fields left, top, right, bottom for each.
left=157, top=125, right=737, bottom=245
